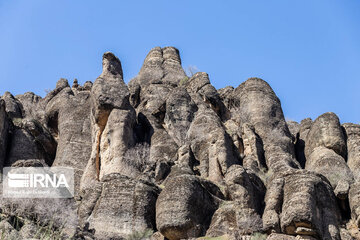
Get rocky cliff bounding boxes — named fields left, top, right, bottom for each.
left=0, top=47, right=359, bottom=240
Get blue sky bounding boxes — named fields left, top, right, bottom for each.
left=0, top=1, right=359, bottom=123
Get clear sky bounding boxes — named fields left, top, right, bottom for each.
left=0, top=0, right=359, bottom=123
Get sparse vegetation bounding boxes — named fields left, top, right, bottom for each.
left=0, top=197, right=77, bottom=239
left=179, top=76, right=189, bottom=86
left=198, top=235, right=229, bottom=240
left=11, top=118, right=22, bottom=127
left=185, top=65, right=199, bottom=77
left=124, top=142, right=151, bottom=172
left=126, top=228, right=153, bottom=240
left=250, top=232, right=267, bottom=240
left=258, top=168, right=273, bottom=184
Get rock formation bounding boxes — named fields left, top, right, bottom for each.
left=0, top=47, right=359, bottom=240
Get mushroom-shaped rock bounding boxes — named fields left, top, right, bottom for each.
left=304, top=113, right=353, bottom=196
left=263, top=169, right=341, bottom=239
left=305, top=112, right=346, bottom=159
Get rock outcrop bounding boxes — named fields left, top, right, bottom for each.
left=0, top=47, right=359, bottom=240
left=0, top=99, right=9, bottom=168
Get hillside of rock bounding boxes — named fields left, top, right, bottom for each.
left=0, top=47, right=359, bottom=240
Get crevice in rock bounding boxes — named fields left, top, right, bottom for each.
left=95, top=129, right=102, bottom=180
left=341, top=125, right=348, bottom=162
left=295, top=132, right=306, bottom=169
left=188, top=146, right=200, bottom=176
left=255, top=131, right=267, bottom=171
left=224, top=130, right=242, bottom=166
left=337, top=197, right=351, bottom=223
left=46, top=111, right=59, bottom=141
left=4, top=123, right=14, bottom=167
left=94, top=110, right=110, bottom=180
left=134, top=112, right=154, bottom=144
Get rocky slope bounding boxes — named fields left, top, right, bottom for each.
left=0, top=47, right=359, bottom=240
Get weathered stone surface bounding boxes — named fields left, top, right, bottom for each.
left=306, top=146, right=353, bottom=190
left=156, top=172, right=219, bottom=240
left=91, top=52, right=130, bottom=119
left=45, top=78, right=92, bottom=191
left=130, top=46, right=186, bottom=88
left=343, top=123, right=360, bottom=181
left=304, top=113, right=353, bottom=199
left=185, top=72, right=229, bottom=121
left=2, top=91, right=22, bottom=119
left=188, top=106, right=239, bottom=183
left=263, top=169, right=341, bottom=240
left=98, top=108, right=136, bottom=179
left=267, top=233, right=296, bottom=240
left=305, top=112, right=346, bottom=159
left=287, top=120, right=300, bottom=142
left=6, top=118, right=56, bottom=167
left=128, top=47, right=186, bottom=172
left=349, top=182, right=360, bottom=227
left=206, top=165, right=264, bottom=236
left=88, top=174, right=159, bottom=240
left=218, top=86, right=235, bottom=111
left=164, top=87, right=197, bottom=146
left=16, top=92, right=44, bottom=122
left=1, top=47, right=360, bottom=240
left=241, top=123, right=265, bottom=173
left=81, top=52, right=134, bottom=189
left=233, top=78, right=300, bottom=173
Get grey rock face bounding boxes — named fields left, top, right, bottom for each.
left=6, top=118, right=56, bottom=166
left=45, top=78, right=92, bottom=191
left=132, top=46, right=186, bottom=88
left=164, top=87, right=197, bottom=146
left=241, top=123, right=266, bottom=173
left=188, top=107, right=239, bottom=183
left=1, top=47, right=360, bottom=240
left=88, top=174, right=159, bottom=240
left=0, top=100, right=9, bottom=168
left=98, top=108, right=136, bottom=179
left=128, top=47, right=186, bottom=175
left=306, top=146, right=354, bottom=190
left=184, top=72, right=240, bottom=183
left=349, top=182, right=360, bottom=227
left=344, top=124, right=360, bottom=229
left=206, top=165, right=264, bottom=236
left=185, top=72, right=229, bottom=121
left=343, top=123, right=360, bottom=181
left=156, top=172, right=219, bottom=240
left=234, top=78, right=300, bottom=172
left=16, top=92, right=44, bottom=122
left=263, top=169, right=341, bottom=240
left=286, top=120, right=300, bottom=142
left=305, top=112, right=347, bottom=159
left=304, top=113, right=353, bottom=196
left=81, top=52, right=134, bottom=188
left=2, top=92, right=22, bottom=119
